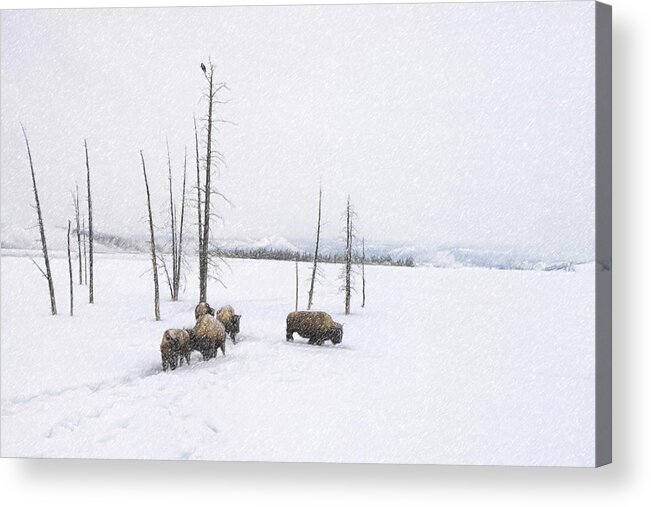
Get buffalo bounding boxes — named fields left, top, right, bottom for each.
left=216, top=305, right=241, bottom=344
left=161, top=329, right=192, bottom=371
left=286, top=311, right=343, bottom=346
left=188, top=314, right=226, bottom=360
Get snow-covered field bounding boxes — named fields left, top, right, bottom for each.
left=0, top=251, right=595, bottom=465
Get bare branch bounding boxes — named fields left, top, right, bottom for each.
left=29, top=256, right=48, bottom=279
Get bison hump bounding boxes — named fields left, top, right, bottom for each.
left=194, top=314, right=226, bottom=340
left=217, top=306, right=234, bottom=323
left=287, top=311, right=335, bottom=330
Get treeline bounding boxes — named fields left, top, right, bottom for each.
left=214, top=246, right=415, bottom=267
left=88, top=230, right=416, bottom=268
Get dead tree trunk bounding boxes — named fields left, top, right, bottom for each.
left=295, top=255, right=299, bottom=312
left=74, top=184, right=83, bottom=285
left=140, top=151, right=160, bottom=321
left=199, top=63, right=216, bottom=303
left=166, top=139, right=178, bottom=301
left=361, top=237, right=366, bottom=308
left=67, top=220, right=74, bottom=316
left=344, top=196, right=352, bottom=315
left=307, top=185, right=322, bottom=310
left=85, top=140, right=94, bottom=304
left=82, top=214, right=88, bottom=285
left=194, top=116, right=203, bottom=279
left=21, top=124, right=57, bottom=315
left=175, top=147, right=187, bottom=299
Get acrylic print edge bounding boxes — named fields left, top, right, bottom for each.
left=595, top=0, right=612, bottom=468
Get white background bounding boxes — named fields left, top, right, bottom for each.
left=0, top=0, right=648, bottom=505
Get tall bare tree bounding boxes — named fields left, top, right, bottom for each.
left=361, top=237, right=366, bottom=309
left=85, top=140, right=94, bottom=304
left=74, top=184, right=82, bottom=285
left=21, top=124, right=57, bottom=315
left=162, top=143, right=188, bottom=302
left=307, top=184, right=322, bottom=310
left=175, top=147, right=188, bottom=298
left=343, top=195, right=354, bottom=315
left=165, top=139, right=179, bottom=301
left=295, top=255, right=299, bottom=312
left=194, top=116, right=203, bottom=267
left=82, top=214, right=88, bottom=285
left=199, top=60, right=229, bottom=303
left=199, top=62, right=215, bottom=302
left=140, top=151, right=160, bottom=321
left=67, top=220, right=74, bottom=316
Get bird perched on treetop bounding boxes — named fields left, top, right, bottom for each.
left=201, top=63, right=206, bottom=73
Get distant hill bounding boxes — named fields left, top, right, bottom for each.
left=1, top=223, right=589, bottom=271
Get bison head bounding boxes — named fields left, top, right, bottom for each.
left=195, top=302, right=215, bottom=319
left=331, top=323, right=343, bottom=344
left=232, top=314, right=241, bottom=334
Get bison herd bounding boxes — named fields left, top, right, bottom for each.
left=160, top=304, right=343, bottom=372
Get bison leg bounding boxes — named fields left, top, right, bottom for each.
left=221, top=342, right=226, bottom=356
left=286, top=330, right=294, bottom=342
left=231, top=332, right=236, bottom=344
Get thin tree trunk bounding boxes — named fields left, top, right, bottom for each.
left=194, top=116, right=203, bottom=289
left=67, top=220, right=74, bottom=316
left=295, top=256, right=299, bottom=312
left=361, top=237, right=366, bottom=308
left=166, top=139, right=178, bottom=301
left=175, top=147, right=187, bottom=299
left=85, top=140, right=94, bottom=304
left=82, top=214, right=88, bottom=285
left=200, top=65, right=215, bottom=303
left=140, top=151, right=160, bottom=321
left=21, top=124, right=57, bottom=316
left=159, top=253, right=174, bottom=299
left=74, top=184, right=82, bottom=285
left=307, top=185, right=322, bottom=310
left=344, top=196, right=352, bottom=315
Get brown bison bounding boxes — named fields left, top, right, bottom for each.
left=195, top=302, right=215, bottom=320
left=216, top=305, right=241, bottom=344
left=286, top=311, right=343, bottom=346
left=188, top=314, right=226, bottom=360
left=160, top=329, right=192, bottom=371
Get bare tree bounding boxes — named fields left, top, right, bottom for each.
left=82, top=214, right=88, bottom=285
left=74, top=184, right=82, bottom=285
left=165, top=139, right=179, bottom=301
left=140, top=151, right=160, bottom=321
left=307, top=184, right=322, bottom=310
left=194, top=116, right=203, bottom=268
left=361, top=237, right=366, bottom=308
left=295, top=255, right=299, bottom=312
left=67, top=220, right=74, bottom=316
left=85, top=140, right=94, bottom=304
left=175, top=147, right=187, bottom=298
left=199, top=59, right=229, bottom=303
left=161, top=143, right=188, bottom=302
left=21, top=124, right=57, bottom=315
left=343, top=195, right=354, bottom=315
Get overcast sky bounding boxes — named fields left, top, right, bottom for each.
left=1, top=2, right=596, bottom=260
